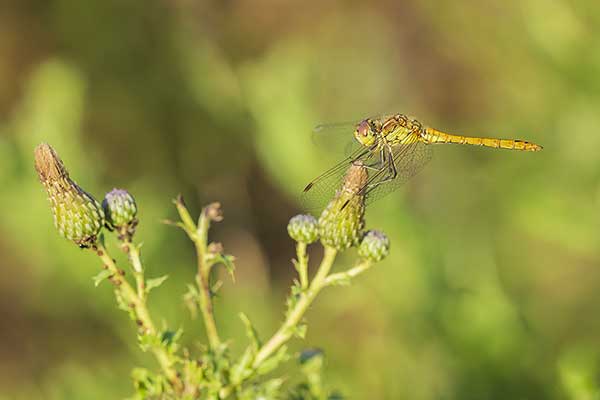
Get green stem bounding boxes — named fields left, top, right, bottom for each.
left=195, top=239, right=221, bottom=350
left=296, top=242, right=309, bottom=290
left=122, top=240, right=145, bottom=300
left=323, top=259, right=373, bottom=286
left=95, top=243, right=181, bottom=389
left=175, top=198, right=221, bottom=350
left=251, top=246, right=338, bottom=369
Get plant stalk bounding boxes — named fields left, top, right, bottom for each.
left=296, top=242, right=309, bottom=290
left=252, top=246, right=338, bottom=368
left=324, top=259, right=373, bottom=286
left=121, top=240, right=145, bottom=299
left=95, top=243, right=181, bottom=389
left=195, top=239, right=221, bottom=350
left=175, top=198, right=221, bottom=350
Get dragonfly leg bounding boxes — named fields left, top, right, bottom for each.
left=362, top=146, right=387, bottom=171
left=366, top=145, right=397, bottom=191
left=387, top=144, right=398, bottom=179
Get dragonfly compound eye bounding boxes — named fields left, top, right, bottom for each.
left=354, top=119, right=378, bottom=147
left=356, top=120, right=370, bottom=137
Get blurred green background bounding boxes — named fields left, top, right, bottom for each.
left=2, top=0, right=600, bottom=398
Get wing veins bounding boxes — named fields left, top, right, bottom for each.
left=303, top=145, right=369, bottom=192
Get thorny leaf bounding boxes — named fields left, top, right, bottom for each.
left=230, top=346, right=254, bottom=384
left=256, top=346, right=290, bottom=376
left=93, top=268, right=112, bottom=287
left=285, top=281, right=304, bottom=319
left=209, top=252, right=236, bottom=282
left=129, top=367, right=170, bottom=399
left=183, top=284, right=200, bottom=319
left=114, top=288, right=136, bottom=321
left=293, top=323, right=307, bottom=340
left=238, top=378, right=284, bottom=400
left=240, top=312, right=262, bottom=351
left=145, top=275, right=169, bottom=295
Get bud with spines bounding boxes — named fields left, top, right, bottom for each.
left=287, top=214, right=319, bottom=244
left=34, top=143, right=105, bottom=248
left=358, top=230, right=390, bottom=262
left=318, top=161, right=367, bottom=250
left=102, top=189, right=138, bottom=240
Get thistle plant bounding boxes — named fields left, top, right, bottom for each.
left=34, top=143, right=390, bottom=399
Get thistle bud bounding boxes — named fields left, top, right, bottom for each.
left=102, top=189, right=138, bottom=238
left=34, top=143, right=104, bottom=247
left=287, top=214, right=319, bottom=244
left=358, top=230, right=390, bottom=262
left=318, top=161, right=367, bottom=250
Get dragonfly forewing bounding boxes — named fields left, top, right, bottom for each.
left=301, top=135, right=432, bottom=211
left=312, top=121, right=361, bottom=156
left=363, top=139, right=432, bottom=205
left=301, top=146, right=371, bottom=211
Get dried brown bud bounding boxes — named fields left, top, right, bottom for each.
left=204, top=202, right=223, bottom=222
left=34, top=143, right=104, bottom=247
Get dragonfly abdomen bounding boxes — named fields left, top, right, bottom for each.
left=422, top=127, right=542, bottom=151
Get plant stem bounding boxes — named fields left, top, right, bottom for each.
left=195, top=239, right=221, bottom=350
left=323, top=259, right=373, bottom=286
left=175, top=198, right=221, bottom=350
left=95, top=243, right=181, bottom=389
left=121, top=240, right=145, bottom=299
left=296, top=242, right=309, bottom=290
left=252, top=246, right=338, bottom=368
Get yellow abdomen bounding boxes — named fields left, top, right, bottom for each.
left=422, top=127, right=542, bottom=152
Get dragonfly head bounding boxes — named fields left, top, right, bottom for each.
left=354, top=119, right=377, bottom=147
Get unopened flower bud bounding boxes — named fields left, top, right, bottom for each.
left=287, top=214, right=319, bottom=243
left=318, top=161, right=367, bottom=250
left=204, top=202, right=223, bottom=222
left=34, top=143, right=104, bottom=247
left=102, top=189, right=138, bottom=236
left=358, top=230, right=390, bottom=262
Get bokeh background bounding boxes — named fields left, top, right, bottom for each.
left=2, top=1, right=600, bottom=398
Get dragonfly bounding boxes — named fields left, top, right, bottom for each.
left=302, top=113, right=542, bottom=210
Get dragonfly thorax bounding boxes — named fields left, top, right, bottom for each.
left=354, top=115, right=425, bottom=149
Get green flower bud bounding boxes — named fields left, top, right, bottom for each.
left=34, top=143, right=104, bottom=247
left=358, top=230, right=390, bottom=262
left=318, top=161, right=367, bottom=250
left=102, top=189, right=138, bottom=237
left=287, top=214, right=319, bottom=243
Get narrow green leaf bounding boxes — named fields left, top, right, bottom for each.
left=294, top=323, right=307, bottom=339
left=145, top=275, right=169, bottom=294
left=183, top=284, right=199, bottom=319
left=239, top=312, right=262, bottom=351
left=230, top=346, right=254, bottom=384
left=256, top=345, right=289, bottom=376
left=216, top=254, right=236, bottom=282
left=93, top=269, right=112, bottom=287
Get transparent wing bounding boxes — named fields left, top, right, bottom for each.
left=364, top=139, right=433, bottom=205
left=311, top=114, right=389, bottom=155
left=302, top=135, right=433, bottom=212
left=312, top=121, right=361, bottom=156
left=300, top=146, right=374, bottom=212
